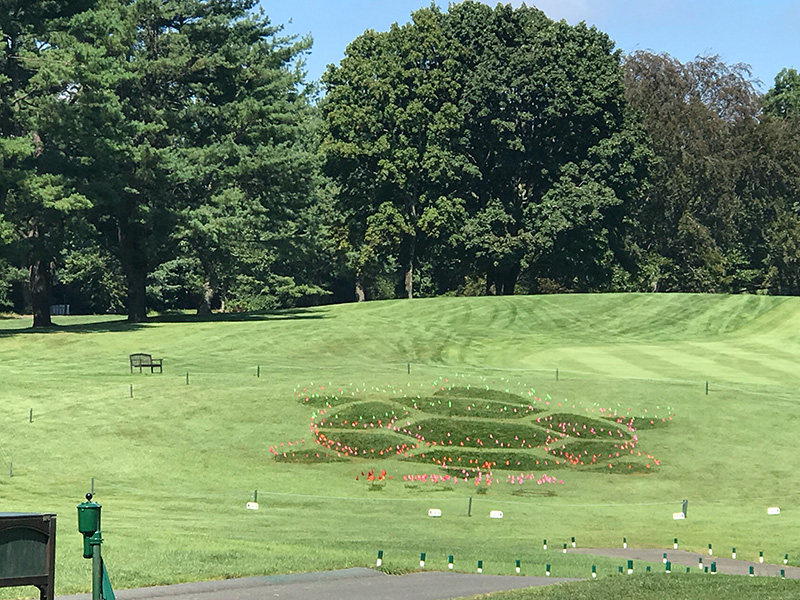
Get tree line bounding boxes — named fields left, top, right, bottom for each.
left=1, top=1, right=799, bottom=326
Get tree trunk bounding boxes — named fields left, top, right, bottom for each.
left=404, top=235, right=415, bottom=299
left=500, top=262, right=521, bottom=295
left=355, top=277, right=366, bottom=302
left=29, top=259, right=53, bottom=328
left=118, top=220, right=148, bottom=323
left=197, top=261, right=218, bottom=315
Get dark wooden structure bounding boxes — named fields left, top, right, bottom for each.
left=0, top=513, right=56, bottom=600
left=130, top=352, right=163, bottom=373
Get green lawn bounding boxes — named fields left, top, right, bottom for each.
left=2, top=293, right=800, bottom=598
left=468, top=574, right=800, bottom=600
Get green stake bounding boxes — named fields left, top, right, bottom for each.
left=627, top=560, right=633, bottom=575
left=591, top=565, right=597, bottom=579
left=420, top=552, right=426, bottom=568
left=732, top=547, right=736, bottom=559
left=477, top=560, right=483, bottom=573
left=515, top=559, right=520, bottom=574
left=749, top=566, right=755, bottom=577
left=448, top=555, right=454, bottom=570
left=666, top=561, right=671, bottom=573
left=546, top=564, right=551, bottom=576
left=376, top=550, right=383, bottom=567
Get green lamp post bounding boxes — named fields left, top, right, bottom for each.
left=77, top=493, right=114, bottom=600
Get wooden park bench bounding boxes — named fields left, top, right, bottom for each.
left=129, top=353, right=163, bottom=374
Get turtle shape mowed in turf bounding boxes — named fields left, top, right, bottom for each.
left=288, top=381, right=669, bottom=473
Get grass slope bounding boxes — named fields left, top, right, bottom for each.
left=2, top=294, right=800, bottom=597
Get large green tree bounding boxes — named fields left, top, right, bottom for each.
left=623, top=52, right=761, bottom=292
left=0, top=0, right=94, bottom=326
left=321, top=2, right=648, bottom=299
left=63, top=0, right=317, bottom=320
left=446, top=2, right=648, bottom=294
left=321, top=6, right=470, bottom=300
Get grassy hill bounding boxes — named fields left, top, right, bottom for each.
left=2, top=293, right=800, bottom=597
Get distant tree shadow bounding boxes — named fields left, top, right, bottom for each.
left=0, top=307, right=327, bottom=335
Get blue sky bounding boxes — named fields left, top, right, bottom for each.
left=259, top=0, right=798, bottom=92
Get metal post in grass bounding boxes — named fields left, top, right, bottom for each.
left=477, top=560, right=483, bottom=574
left=376, top=550, right=383, bottom=567
left=543, top=539, right=547, bottom=550
left=674, top=538, right=678, bottom=549
left=515, top=559, right=520, bottom=574
left=623, top=537, right=627, bottom=549
left=666, top=561, right=671, bottom=573
left=257, top=365, right=260, bottom=378
left=572, top=536, right=576, bottom=548
left=708, top=543, right=713, bottom=556
left=546, top=564, right=550, bottom=576
left=130, top=384, right=133, bottom=398
left=705, top=381, right=709, bottom=395
left=186, top=372, right=189, bottom=385
left=29, top=408, right=33, bottom=423
left=646, top=566, right=651, bottom=573
left=749, top=565, right=754, bottom=577
left=732, top=547, right=736, bottom=559
left=682, top=499, right=688, bottom=517
left=556, top=369, right=559, bottom=381
left=785, top=554, right=789, bottom=565
left=449, top=555, right=454, bottom=570
left=467, top=496, right=472, bottom=517
left=781, top=569, right=786, bottom=579
left=419, top=552, right=425, bottom=568
left=698, top=556, right=703, bottom=570
left=711, top=562, right=716, bottom=574
left=760, top=551, right=764, bottom=563
left=627, top=560, right=633, bottom=575
left=591, top=565, right=597, bottom=579
left=563, top=543, right=567, bottom=554
left=407, top=363, right=410, bottom=375
left=617, top=566, right=622, bottom=574
left=663, top=553, right=668, bottom=564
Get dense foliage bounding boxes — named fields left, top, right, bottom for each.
left=1, top=1, right=799, bottom=323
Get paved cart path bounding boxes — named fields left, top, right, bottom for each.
left=568, top=547, right=800, bottom=578
left=56, top=568, right=578, bottom=600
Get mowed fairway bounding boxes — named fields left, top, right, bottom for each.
left=2, top=293, right=800, bottom=597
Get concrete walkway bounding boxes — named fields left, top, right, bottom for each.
left=568, top=547, right=800, bottom=578
left=56, top=568, right=579, bottom=600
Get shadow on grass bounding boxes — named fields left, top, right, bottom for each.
left=0, top=307, right=328, bottom=335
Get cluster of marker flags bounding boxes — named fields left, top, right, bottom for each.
left=373, top=538, right=792, bottom=579
left=280, top=376, right=671, bottom=472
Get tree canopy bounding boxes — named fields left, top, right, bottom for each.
left=2, top=1, right=800, bottom=324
